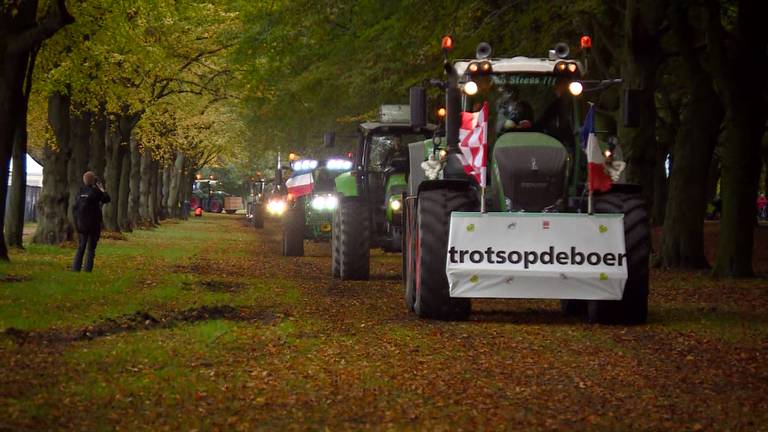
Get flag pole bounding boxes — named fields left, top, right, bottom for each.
left=586, top=102, right=594, bottom=216
left=481, top=186, right=486, bottom=213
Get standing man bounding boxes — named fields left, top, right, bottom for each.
left=72, top=171, right=110, bottom=272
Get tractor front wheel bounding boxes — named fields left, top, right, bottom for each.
left=338, top=198, right=370, bottom=280
left=253, top=204, right=264, bottom=229
left=331, top=204, right=341, bottom=277
left=587, top=192, right=650, bottom=325
left=282, top=200, right=305, bottom=256
left=413, top=187, right=477, bottom=320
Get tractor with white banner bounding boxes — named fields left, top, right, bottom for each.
left=402, top=36, right=648, bottom=324
left=282, top=157, right=354, bottom=256
left=331, top=105, right=437, bottom=280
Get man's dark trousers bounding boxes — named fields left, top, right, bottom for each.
left=72, top=230, right=100, bottom=272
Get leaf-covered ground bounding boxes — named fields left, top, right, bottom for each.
left=1, top=215, right=766, bottom=430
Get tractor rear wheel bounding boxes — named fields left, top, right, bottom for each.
left=588, top=192, right=650, bottom=325
left=339, top=198, right=370, bottom=280
left=253, top=204, right=264, bottom=229
left=331, top=205, right=341, bottom=277
left=413, top=187, right=478, bottom=320
left=282, top=200, right=305, bottom=257
left=403, top=196, right=416, bottom=311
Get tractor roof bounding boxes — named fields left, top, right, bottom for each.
left=454, top=57, right=585, bottom=77
left=358, top=122, right=437, bottom=135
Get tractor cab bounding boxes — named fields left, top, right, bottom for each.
left=454, top=55, right=585, bottom=212
left=356, top=121, right=435, bottom=214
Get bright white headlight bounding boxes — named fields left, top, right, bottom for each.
left=326, top=195, right=338, bottom=209
left=568, top=81, right=583, bottom=96
left=390, top=199, right=402, bottom=211
left=463, top=81, right=478, bottom=96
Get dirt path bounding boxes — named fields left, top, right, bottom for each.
left=1, top=214, right=767, bottom=430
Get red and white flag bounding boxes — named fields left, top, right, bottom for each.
left=458, top=102, right=489, bottom=186
left=580, top=104, right=612, bottom=193
left=286, top=173, right=313, bottom=197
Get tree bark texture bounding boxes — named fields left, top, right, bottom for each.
left=66, top=109, right=91, bottom=228
left=102, top=118, right=122, bottom=231
left=167, top=152, right=185, bottom=218
left=706, top=0, right=768, bottom=277
left=128, top=137, right=141, bottom=227
left=117, top=145, right=131, bottom=231
left=161, top=165, right=171, bottom=219
left=32, top=93, right=73, bottom=245
left=139, top=150, right=152, bottom=226
left=660, top=1, right=724, bottom=269
left=89, top=112, right=106, bottom=177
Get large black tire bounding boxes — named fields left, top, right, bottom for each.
left=282, top=201, right=305, bottom=257
left=331, top=205, right=341, bottom=277
left=403, top=196, right=416, bottom=311
left=253, top=204, right=264, bottom=229
left=339, top=198, right=370, bottom=280
left=413, top=187, right=478, bottom=320
left=587, top=192, right=650, bottom=325
left=560, top=299, right=587, bottom=316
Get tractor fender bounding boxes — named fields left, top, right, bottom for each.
left=334, top=171, right=358, bottom=198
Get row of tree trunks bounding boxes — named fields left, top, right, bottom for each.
left=28, top=95, right=193, bottom=245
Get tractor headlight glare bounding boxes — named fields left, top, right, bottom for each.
left=390, top=199, right=402, bottom=211
left=463, top=81, right=478, bottom=96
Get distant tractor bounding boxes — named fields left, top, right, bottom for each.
left=191, top=178, right=228, bottom=213
left=245, top=177, right=267, bottom=228
left=282, top=158, right=353, bottom=256
left=402, top=36, right=648, bottom=324
left=331, top=105, right=436, bottom=280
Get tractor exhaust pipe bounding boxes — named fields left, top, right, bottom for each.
left=445, top=86, right=461, bottom=152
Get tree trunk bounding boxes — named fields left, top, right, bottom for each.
left=149, top=160, right=160, bottom=225
left=89, top=112, right=106, bottom=177
left=618, top=0, right=667, bottom=207
left=706, top=0, right=768, bottom=277
left=5, top=45, right=37, bottom=249
left=167, top=152, right=185, bottom=218
left=32, top=92, right=73, bottom=245
left=6, top=115, right=27, bottom=248
left=102, top=117, right=122, bottom=231
left=660, top=1, right=724, bottom=269
left=128, top=137, right=141, bottom=227
left=139, top=150, right=153, bottom=226
left=117, top=145, right=131, bottom=231
left=66, top=109, right=91, bottom=228
left=161, top=165, right=171, bottom=219
left=0, top=0, right=73, bottom=260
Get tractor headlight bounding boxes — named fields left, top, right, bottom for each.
left=267, top=199, right=287, bottom=215
left=463, top=81, right=478, bottom=96
left=568, top=81, right=583, bottom=96
left=390, top=198, right=402, bottom=212
left=311, top=194, right=338, bottom=211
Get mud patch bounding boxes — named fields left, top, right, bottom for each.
left=0, top=274, right=29, bottom=283
left=182, top=279, right=245, bottom=292
left=2, top=305, right=281, bottom=346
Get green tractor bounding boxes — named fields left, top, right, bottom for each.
left=190, top=178, right=228, bottom=213
left=402, top=36, right=649, bottom=324
left=282, top=158, right=354, bottom=256
left=331, top=106, right=436, bottom=280
left=245, top=177, right=266, bottom=228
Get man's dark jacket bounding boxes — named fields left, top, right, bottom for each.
left=75, top=185, right=110, bottom=233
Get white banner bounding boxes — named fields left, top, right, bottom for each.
left=446, top=212, right=627, bottom=300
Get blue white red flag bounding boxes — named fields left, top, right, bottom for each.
left=581, top=105, right=612, bottom=193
